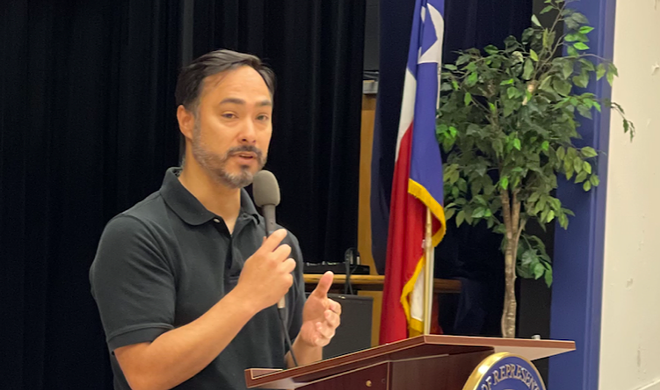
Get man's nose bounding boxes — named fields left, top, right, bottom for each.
left=238, top=119, right=257, bottom=144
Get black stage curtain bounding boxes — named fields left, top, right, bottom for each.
left=1, top=1, right=364, bottom=388
left=190, top=0, right=365, bottom=264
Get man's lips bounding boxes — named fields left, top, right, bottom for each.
left=232, top=152, right=258, bottom=163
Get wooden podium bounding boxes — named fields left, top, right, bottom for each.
left=245, top=335, right=575, bottom=390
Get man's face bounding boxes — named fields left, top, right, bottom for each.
left=190, top=66, right=272, bottom=188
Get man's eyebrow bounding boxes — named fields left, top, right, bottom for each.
left=218, top=98, right=272, bottom=107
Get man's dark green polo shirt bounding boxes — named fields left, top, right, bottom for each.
left=90, top=167, right=305, bottom=390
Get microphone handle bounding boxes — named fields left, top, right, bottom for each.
left=262, top=204, right=285, bottom=309
left=262, top=205, right=277, bottom=237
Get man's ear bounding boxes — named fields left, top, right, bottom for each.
left=177, top=105, right=195, bottom=140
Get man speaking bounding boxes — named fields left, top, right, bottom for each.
left=90, top=49, right=341, bottom=390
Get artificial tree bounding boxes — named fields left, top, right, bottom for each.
left=436, top=0, right=634, bottom=338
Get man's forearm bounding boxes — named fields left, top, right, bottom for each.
left=116, top=290, right=258, bottom=390
left=286, top=337, right=323, bottom=368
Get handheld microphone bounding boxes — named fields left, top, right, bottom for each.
left=253, top=170, right=298, bottom=366
left=252, top=170, right=284, bottom=309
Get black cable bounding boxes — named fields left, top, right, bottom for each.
left=278, top=308, right=298, bottom=367
left=344, top=248, right=356, bottom=295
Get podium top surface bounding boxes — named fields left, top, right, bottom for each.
left=245, top=335, right=575, bottom=389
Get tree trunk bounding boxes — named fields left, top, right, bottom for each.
left=500, top=190, right=521, bottom=338
left=501, top=240, right=517, bottom=338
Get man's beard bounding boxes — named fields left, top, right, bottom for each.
left=191, top=121, right=267, bottom=188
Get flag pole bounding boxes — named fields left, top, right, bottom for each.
left=423, top=207, right=434, bottom=335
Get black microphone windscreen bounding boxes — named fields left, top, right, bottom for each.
left=253, top=170, right=280, bottom=207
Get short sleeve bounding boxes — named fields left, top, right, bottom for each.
left=90, top=215, right=176, bottom=351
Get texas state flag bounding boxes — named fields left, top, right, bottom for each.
left=379, top=0, right=447, bottom=343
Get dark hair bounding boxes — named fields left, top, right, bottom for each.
left=175, top=49, right=276, bottom=112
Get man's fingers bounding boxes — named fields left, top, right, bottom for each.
left=311, top=271, right=334, bottom=298
left=272, top=243, right=292, bottom=261
left=316, top=322, right=336, bottom=340
left=279, top=258, right=297, bottom=273
left=325, top=309, right=340, bottom=326
left=258, top=229, right=288, bottom=254
left=328, top=299, right=342, bottom=316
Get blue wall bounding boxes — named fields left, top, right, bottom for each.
left=549, top=0, right=617, bottom=389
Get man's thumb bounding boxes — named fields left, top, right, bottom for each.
left=313, top=271, right=334, bottom=297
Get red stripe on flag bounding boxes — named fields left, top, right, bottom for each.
left=379, top=123, right=426, bottom=344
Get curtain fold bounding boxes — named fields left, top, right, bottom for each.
left=2, top=1, right=182, bottom=388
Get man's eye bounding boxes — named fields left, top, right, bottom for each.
left=257, top=115, right=270, bottom=121
left=222, top=113, right=236, bottom=119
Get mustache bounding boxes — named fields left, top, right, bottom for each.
left=226, top=145, right=265, bottom=161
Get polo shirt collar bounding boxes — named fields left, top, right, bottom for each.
left=160, top=167, right=261, bottom=226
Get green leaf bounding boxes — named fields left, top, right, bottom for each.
left=489, top=102, right=497, bottom=113
left=608, top=63, right=619, bottom=77
left=565, top=164, right=574, bottom=180
left=563, top=61, right=574, bottom=79
left=607, top=71, right=614, bottom=86
left=539, top=76, right=553, bottom=92
left=484, top=45, right=499, bottom=55
left=457, top=54, right=471, bottom=65
left=501, top=176, right=509, bottom=190
left=574, top=171, right=588, bottom=183
left=444, top=208, right=456, bottom=220
left=574, top=42, right=590, bottom=50
left=583, top=181, right=592, bottom=191
left=577, top=105, right=593, bottom=119
left=544, top=267, right=553, bottom=287
left=500, top=79, right=515, bottom=85
left=507, top=87, right=519, bottom=99
left=472, top=208, right=486, bottom=218
left=531, top=15, right=542, bottom=27
left=547, top=210, right=555, bottom=223
left=582, top=146, right=598, bottom=158
left=590, top=175, right=600, bottom=186
left=533, top=263, right=545, bottom=279
left=567, top=46, right=579, bottom=57
left=541, top=5, right=553, bottom=14
left=593, top=101, right=602, bottom=112
left=574, top=156, right=583, bottom=173
left=573, top=72, right=590, bottom=88
left=513, top=138, right=522, bottom=150
left=596, top=63, right=606, bottom=80
left=523, top=58, right=534, bottom=79
left=579, top=58, right=595, bottom=71
left=456, top=210, right=465, bottom=227
left=553, top=79, right=572, bottom=96
left=493, top=224, right=506, bottom=234
left=467, top=72, right=478, bottom=86
left=464, top=92, right=472, bottom=106
left=530, top=49, right=539, bottom=62
left=557, top=146, right=566, bottom=160
left=583, top=161, right=592, bottom=174
left=579, top=26, right=595, bottom=34
left=444, top=64, right=457, bottom=70
left=572, top=12, right=589, bottom=24
left=452, top=80, right=460, bottom=90
left=541, top=141, right=549, bottom=151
